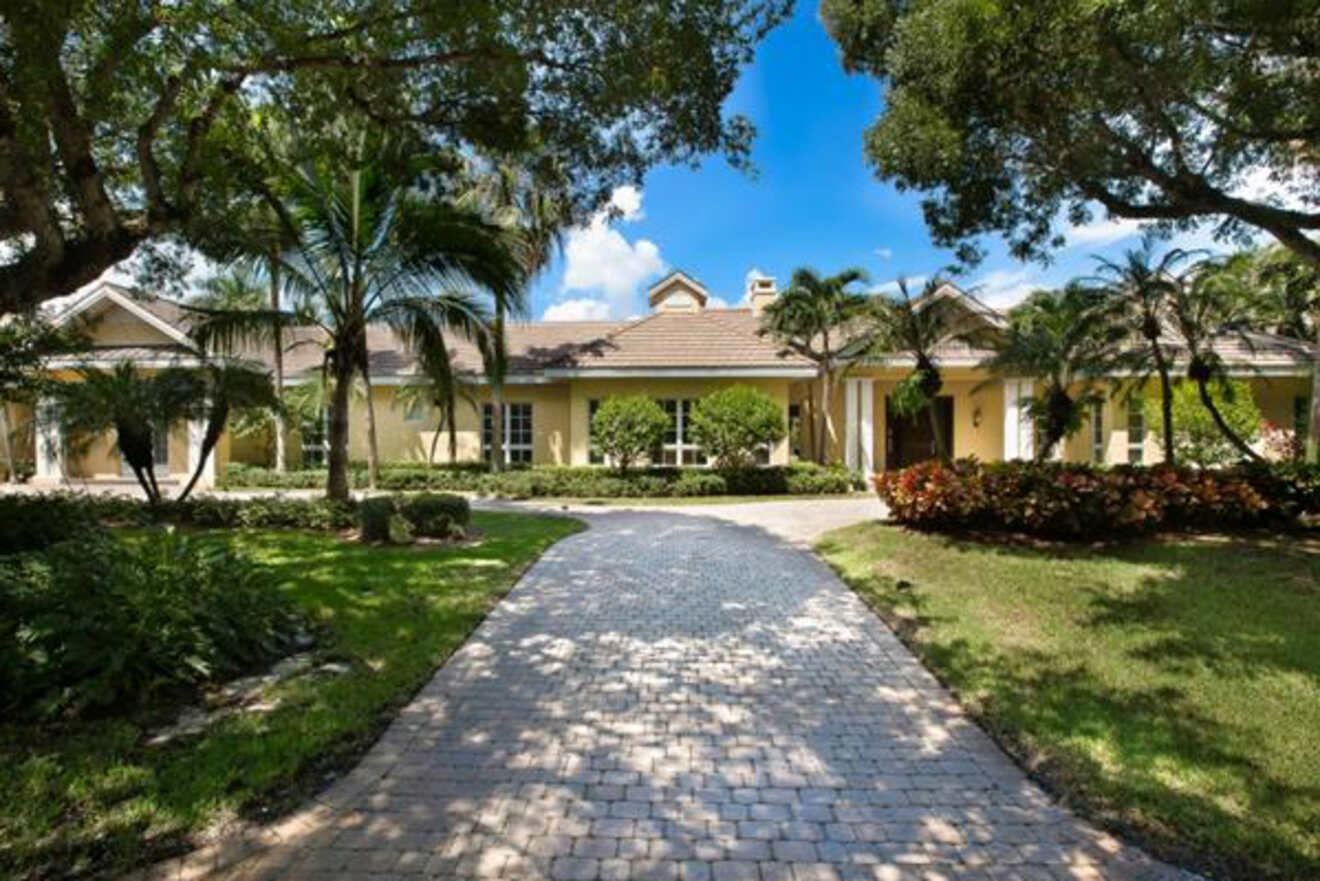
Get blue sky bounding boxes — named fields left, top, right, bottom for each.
left=531, top=2, right=1168, bottom=322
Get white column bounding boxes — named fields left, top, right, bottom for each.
left=844, top=378, right=859, bottom=470
left=188, top=418, right=215, bottom=489
left=34, top=397, right=64, bottom=483
left=1002, top=378, right=1034, bottom=461
left=858, top=378, right=875, bottom=475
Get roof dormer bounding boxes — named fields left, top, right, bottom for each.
left=647, top=271, right=709, bottom=313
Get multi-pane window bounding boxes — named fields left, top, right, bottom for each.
left=1127, top=397, right=1145, bottom=464
left=1090, top=400, right=1105, bottom=464
left=656, top=398, right=706, bottom=466
left=587, top=399, right=604, bottom=465
left=482, top=403, right=533, bottom=464
left=402, top=394, right=428, bottom=423
left=1296, top=396, right=1309, bottom=444
left=301, top=410, right=328, bottom=468
left=788, top=403, right=803, bottom=460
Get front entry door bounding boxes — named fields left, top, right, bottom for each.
left=886, top=396, right=953, bottom=469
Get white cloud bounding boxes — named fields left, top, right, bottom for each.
left=870, top=274, right=928, bottom=297
left=608, top=184, right=644, bottom=221
left=1065, top=215, right=1145, bottom=248
left=542, top=297, right=613, bottom=322
left=559, top=185, right=666, bottom=312
left=707, top=296, right=731, bottom=310
left=874, top=247, right=894, bottom=260
left=969, top=268, right=1039, bottom=310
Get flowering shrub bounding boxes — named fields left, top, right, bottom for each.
left=875, top=459, right=1319, bottom=538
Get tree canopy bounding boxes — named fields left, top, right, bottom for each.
left=0, top=0, right=790, bottom=314
left=822, top=0, right=1320, bottom=268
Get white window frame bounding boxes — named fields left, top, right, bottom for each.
left=301, top=409, right=329, bottom=468
left=1090, top=400, right=1105, bottom=464
left=483, top=402, right=533, bottom=464
left=1127, top=397, right=1145, bottom=464
left=656, top=398, right=706, bottom=466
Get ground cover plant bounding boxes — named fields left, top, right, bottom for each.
left=0, top=511, right=581, bottom=881
left=817, top=523, right=1320, bottom=881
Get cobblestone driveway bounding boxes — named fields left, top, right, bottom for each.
left=175, top=506, right=1195, bottom=881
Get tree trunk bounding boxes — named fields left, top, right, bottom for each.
left=927, top=387, right=949, bottom=462
left=1308, top=321, right=1320, bottom=463
left=1150, top=338, right=1176, bottom=464
left=1196, top=379, right=1265, bottom=462
left=820, top=369, right=837, bottom=465
left=429, top=416, right=442, bottom=465
left=0, top=404, right=14, bottom=482
left=325, top=363, right=353, bottom=502
left=269, top=248, right=286, bottom=472
left=490, top=306, right=506, bottom=472
left=363, top=366, right=380, bottom=490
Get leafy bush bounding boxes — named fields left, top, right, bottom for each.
left=222, top=461, right=862, bottom=498
left=397, top=492, right=470, bottom=538
left=875, top=459, right=1320, bottom=538
left=359, top=496, right=400, bottom=543
left=0, top=494, right=103, bottom=554
left=590, top=395, right=670, bottom=474
left=1148, top=379, right=1263, bottom=467
left=689, top=385, right=786, bottom=470
left=0, top=530, right=300, bottom=720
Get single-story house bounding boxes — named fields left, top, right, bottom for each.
left=7, top=271, right=1315, bottom=488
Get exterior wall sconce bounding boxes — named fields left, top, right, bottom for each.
left=972, top=407, right=983, bottom=428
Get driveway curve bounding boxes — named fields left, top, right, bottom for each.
left=163, top=502, right=1196, bottom=881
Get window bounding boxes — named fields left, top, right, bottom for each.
left=1126, top=397, right=1145, bottom=464
left=402, top=393, right=428, bottom=423
left=301, top=410, right=328, bottom=468
left=656, top=398, right=705, bottom=466
left=483, top=403, right=533, bottom=464
left=788, top=403, right=803, bottom=460
left=587, top=399, right=604, bottom=465
left=1295, top=396, right=1309, bottom=443
left=1090, top=400, right=1105, bottom=464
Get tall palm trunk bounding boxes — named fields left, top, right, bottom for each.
left=1195, top=378, right=1264, bottom=462
left=269, top=247, right=286, bottom=472
left=0, top=404, right=14, bottom=482
left=362, top=360, right=381, bottom=490
left=1148, top=332, right=1176, bottom=464
left=490, top=305, right=506, bottom=472
left=178, top=404, right=227, bottom=502
left=818, top=369, right=835, bottom=464
left=927, top=400, right=949, bottom=461
left=326, top=362, right=353, bottom=502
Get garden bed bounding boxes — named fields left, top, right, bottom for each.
left=817, top=522, right=1320, bottom=881
left=0, top=511, right=583, bottom=881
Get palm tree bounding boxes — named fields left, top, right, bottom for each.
left=979, top=284, right=1129, bottom=460
left=194, top=143, right=519, bottom=501
left=176, top=359, right=282, bottom=501
left=869, top=277, right=971, bottom=462
left=468, top=161, right=570, bottom=472
left=50, top=363, right=199, bottom=504
left=1090, top=241, right=1197, bottom=464
left=1172, top=256, right=1267, bottom=462
left=1256, top=245, right=1320, bottom=461
left=759, top=267, right=872, bottom=463
left=393, top=349, right=479, bottom=464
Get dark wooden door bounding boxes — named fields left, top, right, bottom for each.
left=886, top=396, right=953, bottom=469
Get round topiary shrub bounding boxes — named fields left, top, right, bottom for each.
left=689, top=385, right=786, bottom=470
left=591, top=395, right=670, bottom=474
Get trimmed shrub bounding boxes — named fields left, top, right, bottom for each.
left=590, top=396, right=670, bottom=474
left=689, top=385, right=786, bottom=470
left=1150, top=379, right=1263, bottom=467
left=875, top=458, right=1320, bottom=538
left=359, top=496, right=398, bottom=543
left=0, top=530, right=300, bottom=720
left=221, top=461, right=862, bottom=499
left=398, top=492, right=470, bottom=537
left=0, top=494, right=103, bottom=555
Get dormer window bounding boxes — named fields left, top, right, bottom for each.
left=646, top=271, right=710, bottom=313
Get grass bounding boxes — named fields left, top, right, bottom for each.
left=0, top=511, right=583, bottom=881
left=816, top=524, right=1320, bottom=881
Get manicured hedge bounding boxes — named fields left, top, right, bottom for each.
left=359, top=492, right=471, bottom=544
left=220, top=461, right=865, bottom=498
left=875, top=459, right=1320, bottom=538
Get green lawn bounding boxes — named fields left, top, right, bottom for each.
left=816, top=524, right=1320, bottom=881
left=0, top=511, right=583, bottom=881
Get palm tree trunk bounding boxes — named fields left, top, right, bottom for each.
left=1196, top=379, right=1265, bottom=462
left=0, top=404, right=15, bottom=482
left=130, top=462, right=158, bottom=505
left=363, top=366, right=381, bottom=490
left=928, top=398, right=950, bottom=462
left=1151, top=339, right=1176, bottom=464
left=269, top=248, right=286, bottom=473
left=490, top=306, right=506, bottom=473
left=178, top=409, right=226, bottom=503
left=429, top=416, right=442, bottom=465
left=326, top=364, right=353, bottom=502
left=820, top=368, right=837, bottom=465
left=1307, top=339, right=1320, bottom=463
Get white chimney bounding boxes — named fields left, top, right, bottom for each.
left=748, top=275, right=777, bottom=315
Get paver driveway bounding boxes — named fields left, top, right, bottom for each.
left=172, top=505, right=1195, bottom=881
